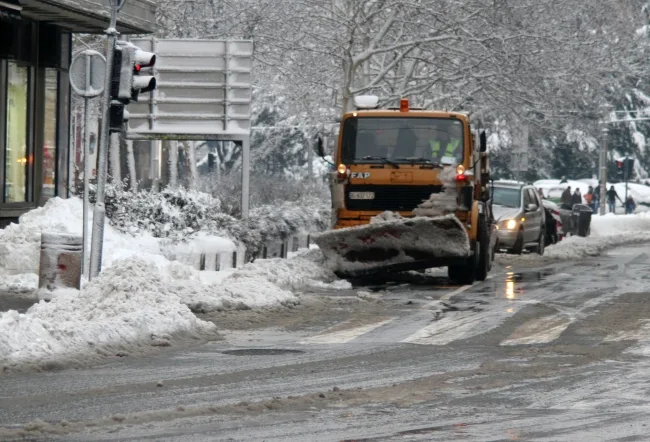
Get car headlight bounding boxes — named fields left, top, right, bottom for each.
left=506, top=219, right=517, bottom=230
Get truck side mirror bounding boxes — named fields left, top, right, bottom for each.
left=315, top=136, right=325, bottom=158
left=479, top=131, right=487, bottom=153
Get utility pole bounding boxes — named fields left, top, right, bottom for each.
left=599, top=126, right=608, bottom=216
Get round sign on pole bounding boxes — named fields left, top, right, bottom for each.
left=69, top=50, right=107, bottom=98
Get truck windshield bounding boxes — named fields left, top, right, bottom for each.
left=492, top=187, right=522, bottom=208
left=341, top=117, right=464, bottom=165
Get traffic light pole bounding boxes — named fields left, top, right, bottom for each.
left=599, top=126, right=608, bottom=216
left=89, top=1, right=121, bottom=279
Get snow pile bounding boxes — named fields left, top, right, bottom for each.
left=500, top=212, right=650, bottom=262
left=88, top=183, right=330, bottom=257
left=0, top=198, right=330, bottom=314
left=413, top=188, right=458, bottom=217
left=0, top=259, right=217, bottom=371
left=0, top=274, right=39, bottom=293
left=370, top=211, right=404, bottom=224
left=413, top=167, right=458, bottom=217
left=591, top=212, right=650, bottom=235
left=0, top=197, right=166, bottom=277
left=170, top=249, right=336, bottom=313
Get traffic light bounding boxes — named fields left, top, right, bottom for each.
left=108, top=41, right=156, bottom=132
left=624, top=157, right=635, bottom=181
left=109, top=103, right=129, bottom=133
left=115, top=41, right=156, bottom=104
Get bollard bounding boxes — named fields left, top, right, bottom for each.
left=38, top=233, right=83, bottom=291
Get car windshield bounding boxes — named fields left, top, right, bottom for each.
left=341, top=117, right=464, bottom=165
left=493, top=187, right=521, bottom=208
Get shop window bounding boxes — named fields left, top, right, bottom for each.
left=43, top=69, right=58, bottom=199
left=5, top=61, right=29, bottom=203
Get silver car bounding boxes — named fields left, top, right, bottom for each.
left=492, top=181, right=546, bottom=255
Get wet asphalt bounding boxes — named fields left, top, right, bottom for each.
left=2, top=244, right=650, bottom=441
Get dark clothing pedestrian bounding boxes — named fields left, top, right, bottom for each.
left=607, top=187, right=622, bottom=214
left=625, top=196, right=636, bottom=214
left=561, top=187, right=572, bottom=210
left=571, top=190, right=582, bottom=206
left=606, top=188, right=619, bottom=202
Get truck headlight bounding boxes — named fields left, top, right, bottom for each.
left=506, top=219, right=517, bottom=230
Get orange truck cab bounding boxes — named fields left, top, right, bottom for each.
left=314, top=95, right=495, bottom=283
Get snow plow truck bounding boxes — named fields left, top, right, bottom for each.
left=312, top=96, right=496, bottom=283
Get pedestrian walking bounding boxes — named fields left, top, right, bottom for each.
left=585, top=186, right=594, bottom=209
left=625, top=196, right=636, bottom=214
left=571, top=188, right=582, bottom=207
left=592, top=186, right=600, bottom=213
left=607, top=185, right=623, bottom=214
left=561, top=186, right=572, bottom=210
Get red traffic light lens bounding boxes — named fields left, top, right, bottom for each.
left=134, top=64, right=141, bottom=73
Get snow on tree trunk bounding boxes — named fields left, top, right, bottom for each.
left=109, top=132, right=121, bottom=183
left=186, top=141, right=198, bottom=190
left=126, top=140, right=137, bottom=191
left=169, top=140, right=179, bottom=189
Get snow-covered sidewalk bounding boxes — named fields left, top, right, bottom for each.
left=0, top=198, right=336, bottom=372
left=0, top=260, right=217, bottom=372
left=498, top=212, right=650, bottom=263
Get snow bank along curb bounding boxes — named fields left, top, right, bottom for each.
left=497, top=212, right=650, bottom=263
left=0, top=260, right=218, bottom=372
left=88, top=183, right=330, bottom=259
left=0, top=191, right=335, bottom=373
left=0, top=198, right=337, bottom=311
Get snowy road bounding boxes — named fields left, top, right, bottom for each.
left=3, top=244, right=650, bottom=440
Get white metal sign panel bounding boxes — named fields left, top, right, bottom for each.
left=125, top=38, right=253, bottom=140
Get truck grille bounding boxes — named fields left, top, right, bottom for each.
left=345, top=185, right=443, bottom=212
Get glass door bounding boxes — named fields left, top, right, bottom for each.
left=5, top=61, right=29, bottom=203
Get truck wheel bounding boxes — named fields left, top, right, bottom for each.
left=448, top=233, right=480, bottom=285
left=448, top=263, right=476, bottom=285
left=475, top=217, right=490, bottom=281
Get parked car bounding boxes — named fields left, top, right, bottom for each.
left=492, top=181, right=546, bottom=255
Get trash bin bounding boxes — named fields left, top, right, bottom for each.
left=38, top=233, right=83, bottom=291
left=572, top=204, right=592, bottom=237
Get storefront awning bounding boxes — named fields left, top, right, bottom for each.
left=18, top=0, right=155, bottom=34
left=0, top=0, right=21, bottom=21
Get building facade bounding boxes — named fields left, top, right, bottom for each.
left=0, top=0, right=155, bottom=226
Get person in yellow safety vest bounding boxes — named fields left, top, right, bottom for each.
left=429, top=124, right=462, bottom=162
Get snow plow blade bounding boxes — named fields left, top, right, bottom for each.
left=312, top=215, right=471, bottom=278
